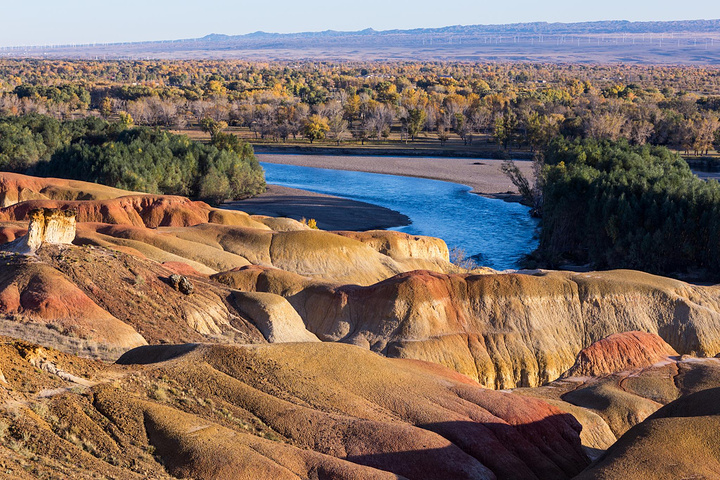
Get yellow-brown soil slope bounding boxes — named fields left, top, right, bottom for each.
left=0, top=338, right=590, bottom=480
left=74, top=222, right=456, bottom=284
left=575, top=387, right=720, bottom=479
left=0, top=244, right=272, bottom=359
left=3, top=172, right=720, bottom=391
left=516, top=332, right=720, bottom=455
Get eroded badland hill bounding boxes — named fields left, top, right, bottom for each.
left=2, top=172, right=720, bottom=479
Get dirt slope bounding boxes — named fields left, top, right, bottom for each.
left=0, top=244, right=272, bottom=359
left=516, top=332, right=720, bottom=456
left=0, top=338, right=590, bottom=480
left=575, top=387, right=720, bottom=479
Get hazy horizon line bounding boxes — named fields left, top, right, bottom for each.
left=2, top=17, right=719, bottom=50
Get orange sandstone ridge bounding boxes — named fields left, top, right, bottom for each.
left=2, top=173, right=720, bottom=390
left=214, top=266, right=720, bottom=388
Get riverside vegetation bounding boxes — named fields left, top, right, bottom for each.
left=0, top=114, right=265, bottom=203
left=534, top=139, right=720, bottom=276
left=499, top=138, right=720, bottom=277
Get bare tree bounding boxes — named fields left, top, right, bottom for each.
left=367, top=103, right=395, bottom=141
left=0, top=94, right=21, bottom=116
left=586, top=112, right=628, bottom=141
left=692, top=113, right=720, bottom=155
left=289, top=103, right=310, bottom=140
left=327, top=114, right=349, bottom=145
left=630, top=119, right=654, bottom=145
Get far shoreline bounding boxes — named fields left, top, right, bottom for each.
left=255, top=151, right=532, bottom=204
left=229, top=150, right=535, bottom=232
left=252, top=143, right=535, bottom=161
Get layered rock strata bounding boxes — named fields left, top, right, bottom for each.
left=2, top=208, right=76, bottom=254
left=214, top=267, right=720, bottom=388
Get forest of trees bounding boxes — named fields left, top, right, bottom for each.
left=0, top=60, right=719, bottom=155
left=535, top=138, right=720, bottom=275
left=0, top=114, right=265, bottom=202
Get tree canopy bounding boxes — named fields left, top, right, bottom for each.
left=536, top=138, right=720, bottom=276
left=0, top=114, right=265, bottom=203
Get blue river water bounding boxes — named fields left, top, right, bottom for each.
left=260, top=161, right=538, bottom=271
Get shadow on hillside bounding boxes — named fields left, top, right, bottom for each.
left=225, top=193, right=410, bottom=231
left=345, top=417, right=590, bottom=480
left=116, top=343, right=199, bottom=365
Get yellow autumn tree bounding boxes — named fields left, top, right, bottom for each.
left=302, top=115, right=329, bottom=144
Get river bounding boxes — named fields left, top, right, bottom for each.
left=259, top=161, right=538, bottom=271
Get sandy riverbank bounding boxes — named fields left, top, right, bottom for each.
left=256, top=153, right=533, bottom=202
left=229, top=153, right=534, bottom=232
left=225, top=185, right=411, bottom=231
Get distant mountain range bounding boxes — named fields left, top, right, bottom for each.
left=3, top=19, right=720, bottom=64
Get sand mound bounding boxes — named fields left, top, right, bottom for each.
left=78, top=221, right=453, bottom=283
left=0, top=254, right=146, bottom=351
left=0, top=171, right=137, bottom=207
left=334, top=230, right=450, bottom=262
left=517, top=351, right=720, bottom=455
left=0, top=222, right=27, bottom=244
left=0, top=172, right=271, bottom=229
left=138, top=399, right=400, bottom=480
left=575, top=387, right=720, bottom=479
left=249, top=215, right=310, bottom=232
left=0, top=243, right=272, bottom=360
left=1, top=195, right=214, bottom=228
left=231, top=291, right=319, bottom=343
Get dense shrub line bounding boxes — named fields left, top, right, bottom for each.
left=536, top=138, right=720, bottom=275
left=0, top=114, right=265, bottom=202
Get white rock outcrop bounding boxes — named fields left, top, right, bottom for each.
left=2, top=208, right=76, bottom=254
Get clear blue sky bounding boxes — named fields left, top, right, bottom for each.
left=2, top=0, right=719, bottom=47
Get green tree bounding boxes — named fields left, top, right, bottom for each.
left=405, top=108, right=427, bottom=142
left=118, top=111, right=134, bottom=128
left=494, top=110, right=517, bottom=150
left=0, top=114, right=264, bottom=203
left=536, top=137, right=720, bottom=276
left=199, top=117, right=228, bottom=138
left=100, top=97, right=113, bottom=118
